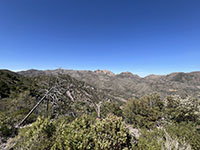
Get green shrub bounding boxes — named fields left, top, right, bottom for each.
left=90, top=114, right=132, bottom=150
left=123, top=93, right=164, bottom=129
left=14, top=117, right=56, bottom=150
left=101, top=101, right=122, bottom=118
left=164, top=96, right=200, bottom=124
left=0, top=112, right=18, bottom=138
left=166, top=123, right=200, bottom=150
left=135, top=129, right=163, bottom=150
left=52, top=114, right=132, bottom=150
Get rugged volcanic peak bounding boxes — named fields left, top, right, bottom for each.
left=94, top=69, right=115, bottom=76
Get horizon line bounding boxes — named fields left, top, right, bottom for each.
left=2, top=68, right=200, bottom=78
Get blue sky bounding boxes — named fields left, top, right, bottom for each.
left=0, top=0, right=200, bottom=77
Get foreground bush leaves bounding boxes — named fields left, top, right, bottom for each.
left=11, top=114, right=132, bottom=150
left=53, top=114, right=132, bottom=150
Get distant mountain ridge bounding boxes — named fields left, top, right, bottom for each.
left=18, top=69, right=200, bottom=99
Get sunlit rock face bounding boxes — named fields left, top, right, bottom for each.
left=94, top=69, right=115, bottom=76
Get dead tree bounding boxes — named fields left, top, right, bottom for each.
left=16, top=74, right=105, bottom=127
left=16, top=75, right=69, bottom=127
left=96, top=102, right=102, bottom=119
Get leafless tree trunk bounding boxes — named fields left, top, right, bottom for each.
left=16, top=88, right=53, bottom=127
left=46, top=98, right=49, bottom=117
left=96, top=102, right=102, bottom=119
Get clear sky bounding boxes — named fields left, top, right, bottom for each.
left=0, top=0, right=200, bottom=77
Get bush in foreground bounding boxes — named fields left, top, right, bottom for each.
left=12, top=114, right=132, bottom=150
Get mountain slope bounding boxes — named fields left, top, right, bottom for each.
left=19, top=69, right=200, bottom=98
left=0, top=70, right=119, bottom=127
left=0, top=70, right=32, bottom=99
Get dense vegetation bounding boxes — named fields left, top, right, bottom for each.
left=0, top=70, right=200, bottom=150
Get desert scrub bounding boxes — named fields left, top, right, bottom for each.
left=123, top=93, right=164, bottom=129
left=166, top=123, right=200, bottom=150
left=134, top=128, right=164, bottom=150
left=52, top=114, right=133, bottom=150
left=13, top=117, right=56, bottom=150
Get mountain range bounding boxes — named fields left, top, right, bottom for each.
left=18, top=69, right=200, bottom=99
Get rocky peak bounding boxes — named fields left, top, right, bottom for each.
left=94, top=69, right=115, bottom=76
